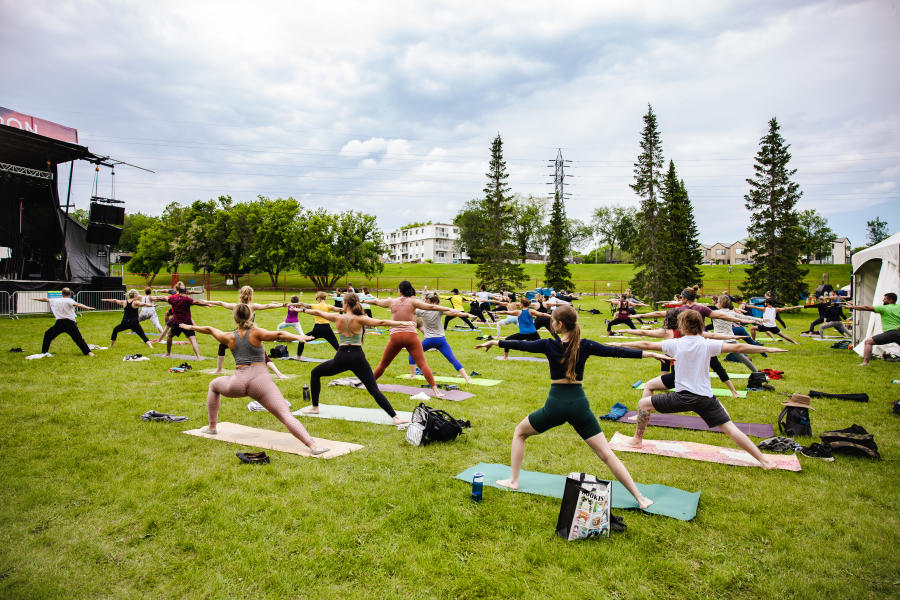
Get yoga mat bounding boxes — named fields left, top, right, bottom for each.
left=493, top=356, right=547, bottom=363
left=152, top=353, right=209, bottom=361
left=199, top=368, right=296, bottom=379
left=607, top=431, right=801, bottom=471
left=329, top=379, right=474, bottom=401
left=711, top=372, right=750, bottom=379
left=634, top=382, right=746, bottom=398
left=183, top=422, right=363, bottom=459
left=454, top=463, right=700, bottom=521
left=616, top=411, right=774, bottom=438
left=397, top=374, right=502, bottom=387
left=277, top=356, right=327, bottom=363
left=292, top=404, right=412, bottom=426
left=811, top=337, right=850, bottom=342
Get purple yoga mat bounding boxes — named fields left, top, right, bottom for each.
left=617, top=411, right=774, bottom=438
left=334, top=380, right=474, bottom=401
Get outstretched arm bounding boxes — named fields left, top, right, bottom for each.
left=101, top=298, right=127, bottom=306
left=206, top=300, right=236, bottom=309
left=302, top=308, right=340, bottom=323
left=604, top=340, right=665, bottom=352
left=614, top=329, right=667, bottom=338
left=252, top=328, right=314, bottom=343
left=720, top=343, right=787, bottom=355
left=775, top=305, right=805, bottom=312
left=411, top=298, right=451, bottom=312
left=358, top=316, right=416, bottom=329
left=133, top=300, right=156, bottom=308
left=708, top=309, right=756, bottom=324
left=844, top=304, right=874, bottom=312
left=366, top=297, right=392, bottom=308
left=250, top=302, right=282, bottom=311
left=701, top=331, right=745, bottom=340
left=73, top=302, right=95, bottom=311
left=493, top=309, right=521, bottom=316
left=637, top=309, right=668, bottom=319
left=178, top=324, right=232, bottom=345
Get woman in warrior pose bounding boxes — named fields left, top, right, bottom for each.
left=180, top=304, right=330, bottom=455
left=301, top=292, right=416, bottom=425
left=474, top=305, right=671, bottom=508
left=289, top=291, right=342, bottom=358
left=207, top=286, right=287, bottom=379
left=367, top=280, right=456, bottom=398
left=409, top=291, right=477, bottom=383
left=491, top=297, right=546, bottom=360
left=138, top=286, right=164, bottom=334
left=101, top=290, right=157, bottom=349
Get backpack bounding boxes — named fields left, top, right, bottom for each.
left=820, top=424, right=880, bottom=458
left=405, top=403, right=471, bottom=446
left=747, top=372, right=768, bottom=390
left=269, top=344, right=289, bottom=359
left=778, top=406, right=812, bottom=437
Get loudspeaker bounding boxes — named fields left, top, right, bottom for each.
left=89, top=202, right=125, bottom=226
left=91, top=276, right=122, bottom=288
left=86, top=223, right=122, bottom=245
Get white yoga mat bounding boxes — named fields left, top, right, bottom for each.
left=292, top=404, right=412, bottom=426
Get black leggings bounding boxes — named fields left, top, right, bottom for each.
left=806, top=317, right=824, bottom=333
left=533, top=315, right=559, bottom=340
left=111, top=320, right=149, bottom=343
left=364, top=308, right=373, bottom=319
left=776, top=314, right=786, bottom=328
left=444, top=314, right=476, bottom=330
left=310, top=346, right=396, bottom=417
left=505, top=331, right=541, bottom=343
left=607, top=317, right=635, bottom=333
left=297, top=323, right=340, bottom=357
left=42, top=319, right=90, bottom=355
left=470, top=301, right=494, bottom=323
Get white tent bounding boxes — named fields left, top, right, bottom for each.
left=851, top=232, right=900, bottom=357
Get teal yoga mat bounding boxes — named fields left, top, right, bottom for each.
left=634, top=382, right=746, bottom=398
left=455, top=463, right=700, bottom=521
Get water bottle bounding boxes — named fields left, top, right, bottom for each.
left=471, top=472, right=484, bottom=502
left=892, top=380, right=900, bottom=384
left=302, top=384, right=310, bottom=403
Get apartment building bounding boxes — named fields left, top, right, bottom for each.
left=383, top=223, right=468, bottom=264
left=699, top=237, right=851, bottom=265
left=809, top=237, right=851, bottom=265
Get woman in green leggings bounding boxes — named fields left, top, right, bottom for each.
left=475, top=305, right=670, bottom=510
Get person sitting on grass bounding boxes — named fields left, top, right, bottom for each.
left=845, top=292, right=900, bottom=366
left=612, top=310, right=788, bottom=469
left=750, top=297, right=803, bottom=344
left=474, top=305, right=673, bottom=509
left=178, top=304, right=330, bottom=455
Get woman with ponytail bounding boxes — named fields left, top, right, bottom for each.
left=475, top=305, right=671, bottom=509
left=207, top=286, right=287, bottom=378
left=179, top=304, right=330, bottom=455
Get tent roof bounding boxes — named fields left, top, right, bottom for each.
left=0, top=125, right=92, bottom=168
left=851, top=231, right=900, bottom=272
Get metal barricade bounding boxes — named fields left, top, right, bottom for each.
left=13, top=291, right=53, bottom=316
left=0, top=291, right=11, bottom=318
left=75, top=290, right=126, bottom=312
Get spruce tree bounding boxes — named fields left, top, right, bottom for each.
left=661, top=160, right=703, bottom=295
left=629, top=104, right=668, bottom=303
left=476, top=134, right=526, bottom=290
left=544, top=190, right=574, bottom=290
left=740, top=117, right=808, bottom=301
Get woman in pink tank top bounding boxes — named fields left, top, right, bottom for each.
left=368, top=281, right=456, bottom=397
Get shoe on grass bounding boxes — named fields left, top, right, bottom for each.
left=799, top=443, right=834, bottom=461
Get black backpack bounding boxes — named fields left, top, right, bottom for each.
left=778, top=406, right=812, bottom=437
left=408, top=403, right=471, bottom=444
left=747, top=372, right=768, bottom=390
left=269, top=344, right=289, bottom=359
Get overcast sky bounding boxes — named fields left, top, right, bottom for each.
left=2, top=0, right=898, bottom=247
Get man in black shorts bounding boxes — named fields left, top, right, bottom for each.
left=846, top=292, right=900, bottom=366
left=615, top=310, right=787, bottom=469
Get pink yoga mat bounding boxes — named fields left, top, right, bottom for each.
left=617, top=411, right=774, bottom=438
left=608, top=431, right=800, bottom=471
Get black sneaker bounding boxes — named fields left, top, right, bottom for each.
left=799, top=443, right=834, bottom=462
left=470, top=370, right=482, bottom=377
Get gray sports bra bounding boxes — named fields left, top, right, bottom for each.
left=232, top=328, right=267, bottom=366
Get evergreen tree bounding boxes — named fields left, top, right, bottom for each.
left=740, top=117, right=808, bottom=301
left=544, top=190, right=574, bottom=290
left=660, top=160, right=703, bottom=295
left=629, top=104, right=668, bottom=303
left=475, top=134, right=526, bottom=290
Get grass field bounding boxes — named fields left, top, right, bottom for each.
left=120, top=263, right=853, bottom=299
left=1, top=293, right=896, bottom=599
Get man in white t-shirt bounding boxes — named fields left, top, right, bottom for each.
left=33, top=288, right=96, bottom=356
left=612, top=310, right=786, bottom=469
left=138, top=286, right=164, bottom=334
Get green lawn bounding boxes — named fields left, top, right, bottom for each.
left=121, top=263, right=852, bottom=299
left=1, top=295, right=895, bottom=599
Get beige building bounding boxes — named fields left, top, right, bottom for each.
left=699, top=237, right=851, bottom=265
left=809, top=237, right=851, bottom=265
left=383, top=223, right=468, bottom=264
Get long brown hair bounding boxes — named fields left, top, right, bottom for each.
left=233, top=303, right=254, bottom=330
left=552, top=305, right=581, bottom=380
left=342, top=292, right=364, bottom=316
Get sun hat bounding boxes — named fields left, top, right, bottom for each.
left=781, top=393, right=815, bottom=411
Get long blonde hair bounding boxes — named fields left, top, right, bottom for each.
left=233, top=303, right=254, bottom=330
left=552, top=305, right=581, bottom=380
left=239, top=286, right=254, bottom=304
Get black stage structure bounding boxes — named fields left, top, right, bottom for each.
left=0, top=123, right=149, bottom=299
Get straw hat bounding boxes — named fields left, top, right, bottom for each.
left=781, top=393, right=816, bottom=411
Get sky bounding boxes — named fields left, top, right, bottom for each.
left=2, top=0, right=899, bottom=248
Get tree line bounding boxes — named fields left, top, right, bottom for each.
left=113, top=196, right=386, bottom=288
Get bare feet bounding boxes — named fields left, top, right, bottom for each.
left=431, top=387, right=445, bottom=398
left=302, top=407, right=320, bottom=414
left=621, top=436, right=644, bottom=449
left=637, top=496, right=654, bottom=510
left=496, top=479, right=519, bottom=490
left=462, top=373, right=472, bottom=384
left=87, top=352, right=95, bottom=357
left=213, top=369, right=224, bottom=374
left=392, top=415, right=410, bottom=425
left=276, top=373, right=288, bottom=380
left=310, top=446, right=330, bottom=456
left=858, top=361, right=869, bottom=367
left=759, top=458, right=776, bottom=470
left=200, top=426, right=217, bottom=435
left=164, top=353, right=172, bottom=358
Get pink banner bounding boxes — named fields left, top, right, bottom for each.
left=0, top=107, right=78, bottom=144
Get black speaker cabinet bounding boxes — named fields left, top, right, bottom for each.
left=89, top=202, right=125, bottom=226
left=86, top=222, right=122, bottom=245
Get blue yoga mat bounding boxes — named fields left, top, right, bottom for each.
left=455, top=463, right=700, bottom=521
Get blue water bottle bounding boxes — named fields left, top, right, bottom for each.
left=471, top=472, right=484, bottom=502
